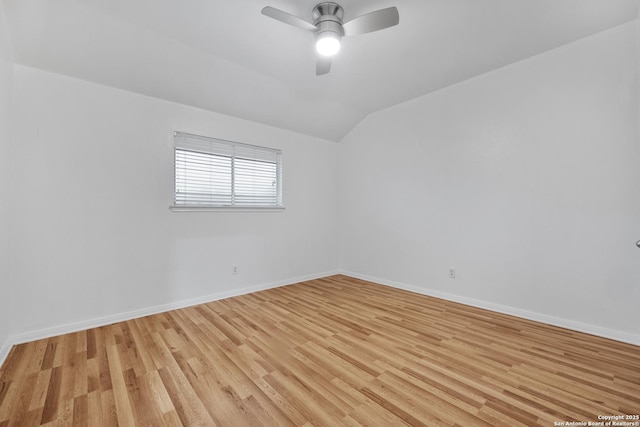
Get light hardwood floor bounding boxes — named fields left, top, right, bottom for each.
left=0, top=275, right=639, bottom=426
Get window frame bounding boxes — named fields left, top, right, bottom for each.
left=170, top=131, right=284, bottom=212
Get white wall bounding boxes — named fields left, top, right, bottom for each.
left=339, top=22, right=640, bottom=341
left=9, top=65, right=338, bottom=339
left=0, top=2, right=14, bottom=356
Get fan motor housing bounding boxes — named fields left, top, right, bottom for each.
left=313, top=2, right=345, bottom=37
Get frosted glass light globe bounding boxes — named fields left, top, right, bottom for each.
left=315, top=33, right=341, bottom=56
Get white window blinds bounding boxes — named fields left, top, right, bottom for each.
left=174, top=132, right=282, bottom=208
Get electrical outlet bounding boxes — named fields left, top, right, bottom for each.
left=449, top=268, right=456, bottom=279
left=232, top=265, right=239, bottom=275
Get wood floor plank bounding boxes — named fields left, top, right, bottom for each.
left=0, top=381, right=16, bottom=422
left=5, top=372, right=37, bottom=427
left=39, top=366, right=61, bottom=424
left=86, top=390, right=103, bottom=426
left=72, top=394, right=88, bottom=427
left=106, top=344, right=136, bottom=427
left=0, top=275, right=639, bottom=426
left=100, top=389, right=118, bottom=426
left=28, top=369, right=51, bottom=412
left=126, top=371, right=166, bottom=427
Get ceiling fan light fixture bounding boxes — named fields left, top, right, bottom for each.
left=315, top=32, right=341, bottom=56
left=262, top=2, right=399, bottom=75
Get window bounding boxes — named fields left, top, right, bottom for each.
left=173, top=132, right=283, bottom=209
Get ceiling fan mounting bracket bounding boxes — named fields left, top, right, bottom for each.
left=312, top=2, right=344, bottom=22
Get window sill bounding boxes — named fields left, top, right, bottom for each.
left=169, top=205, right=285, bottom=212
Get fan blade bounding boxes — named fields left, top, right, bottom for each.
left=343, top=7, right=399, bottom=36
left=261, top=6, right=317, bottom=32
left=316, top=56, right=332, bottom=75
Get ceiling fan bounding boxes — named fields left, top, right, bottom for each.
left=261, top=2, right=399, bottom=75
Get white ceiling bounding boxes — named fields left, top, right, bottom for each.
left=2, top=0, right=638, bottom=141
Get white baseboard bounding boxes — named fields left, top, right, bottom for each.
left=0, top=270, right=339, bottom=368
left=340, top=270, right=640, bottom=347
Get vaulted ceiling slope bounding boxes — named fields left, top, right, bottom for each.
left=3, top=0, right=638, bottom=141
